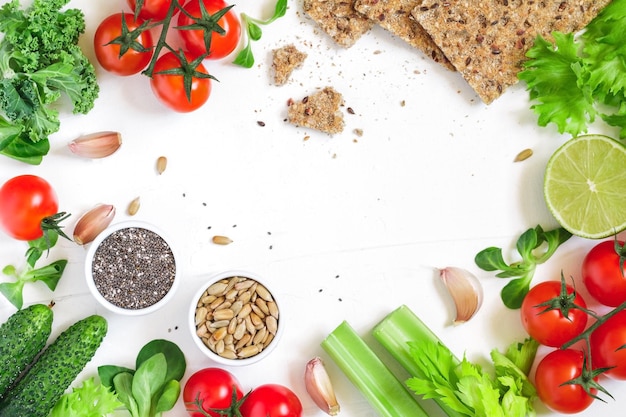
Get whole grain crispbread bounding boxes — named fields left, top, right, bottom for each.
left=412, top=0, right=612, bottom=103
left=354, top=0, right=454, bottom=70
left=303, top=0, right=375, bottom=47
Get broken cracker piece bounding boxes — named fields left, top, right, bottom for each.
left=303, top=0, right=375, bottom=47
left=272, top=44, right=308, bottom=85
left=288, top=87, right=345, bottom=134
left=354, top=0, right=454, bottom=70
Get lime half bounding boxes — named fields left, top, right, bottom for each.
left=544, top=134, right=626, bottom=239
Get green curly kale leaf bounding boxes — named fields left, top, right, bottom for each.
left=0, top=0, right=99, bottom=164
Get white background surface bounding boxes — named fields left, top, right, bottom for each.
left=1, top=0, right=625, bottom=416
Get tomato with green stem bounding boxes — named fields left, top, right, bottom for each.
left=534, top=349, right=598, bottom=414
left=239, top=384, right=303, bottom=417
left=520, top=279, right=588, bottom=347
left=94, top=13, right=154, bottom=76
left=0, top=175, right=69, bottom=242
left=183, top=368, right=244, bottom=417
left=590, top=309, right=626, bottom=380
left=149, top=50, right=213, bottom=112
left=177, top=0, right=241, bottom=60
left=583, top=239, right=626, bottom=307
left=128, top=0, right=173, bottom=21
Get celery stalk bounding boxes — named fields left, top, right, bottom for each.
left=321, top=321, right=428, bottom=417
left=373, top=305, right=463, bottom=417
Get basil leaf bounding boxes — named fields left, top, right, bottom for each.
left=132, top=353, right=168, bottom=417
left=155, top=380, right=181, bottom=412
left=501, top=278, right=532, bottom=309
left=99, top=365, right=135, bottom=389
left=113, top=372, right=140, bottom=417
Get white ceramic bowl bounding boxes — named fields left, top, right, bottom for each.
left=85, top=221, right=180, bottom=316
left=189, top=270, right=283, bottom=366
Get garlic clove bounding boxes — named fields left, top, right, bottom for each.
left=73, top=204, right=116, bottom=245
left=305, top=357, right=340, bottom=416
left=68, top=131, right=122, bottom=158
left=439, top=267, right=483, bottom=325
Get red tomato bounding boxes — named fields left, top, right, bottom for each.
left=520, top=280, right=588, bottom=347
left=177, top=0, right=241, bottom=60
left=150, top=51, right=212, bottom=112
left=583, top=239, right=626, bottom=307
left=240, top=384, right=303, bottom=417
left=0, top=175, right=59, bottom=241
left=590, top=309, right=626, bottom=379
left=183, top=368, right=244, bottom=417
left=127, top=0, right=173, bottom=21
left=94, top=13, right=154, bottom=76
left=534, top=349, right=596, bottom=414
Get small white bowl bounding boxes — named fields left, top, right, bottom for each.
left=85, top=221, right=180, bottom=316
left=189, top=270, right=283, bottom=366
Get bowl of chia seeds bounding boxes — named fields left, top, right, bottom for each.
left=190, top=270, right=283, bottom=365
left=85, top=221, right=180, bottom=316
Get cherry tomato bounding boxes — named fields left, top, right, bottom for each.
left=583, top=239, right=626, bottom=307
left=240, top=384, right=303, bottom=417
left=0, top=175, right=59, bottom=241
left=150, top=51, right=212, bottom=112
left=127, top=0, right=173, bottom=21
left=590, top=309, right=626, bottom=380
left=534, top=349, right=596, bottom=414
left=94, top=13, right=154, bottom=76
left=183, top=368, right=244, bottom=417
left=177, top=0, right=241, bottom=60
left=520, top=280, right=588, bottom=347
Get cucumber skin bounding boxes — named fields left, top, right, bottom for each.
left=0, top=314, right=107, bottom=417
left=0, top=304, right=53, bottom=401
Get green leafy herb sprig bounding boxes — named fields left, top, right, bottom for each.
left=518, top=0, right=626, bottom=139
left=233, top=0, right=287, bottom=68
left=1, top=232, right=68, bottom=310
left=98, top=339, right=186, bottom=417
left=406, top=337, right=540, bottom=417
left=475, top=225, right=572, bottom=309
left=49, top=377, right=122, bottom=417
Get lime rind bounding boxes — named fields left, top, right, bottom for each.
left=544, top=134, right=626, bottom=239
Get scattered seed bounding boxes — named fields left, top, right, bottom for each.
left=156, top=156, right=167, bottom=174
left=514, top=148, right=533, bottom=162
left=212, top=235, right=233, bottom=245
left=257, top=121, right=266, bottom=127
left=347, top=107, right=355, bottom=114
left=127, top=197, right=140, bottom=216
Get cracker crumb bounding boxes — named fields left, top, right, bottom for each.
left=288, top=87, right=345, bottom=135
left=272, top=44, right=308, bottom=85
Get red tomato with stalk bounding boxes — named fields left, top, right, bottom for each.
left=127, top=0, right=173, bottom=21
left=94, top=13, right=154, bottom=76
left=150, top=50, right=213, bottom=112
left=0, top=175, right=65, bottom=241
left=582, top=239, right=626, bottom=307
left=590, top=309, right=626, bottom=380
left=239, top=384, right=303, bottom=417
left=534, top=349, right=596, bottom=414
left=520, top=280, right=588, bottom=347
left=183, top=368, right=244, bottom=417
left=177, top=0, right=241, bottom=60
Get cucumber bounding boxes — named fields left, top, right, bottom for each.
left=0, top=304, right=53, bottom=401
left=0, top=314, right=107, bottom=417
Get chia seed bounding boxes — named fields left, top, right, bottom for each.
left=92, top=227, right=176, bottom=310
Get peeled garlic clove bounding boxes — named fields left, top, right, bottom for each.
left=305, top=357, right=340, bottom=416
left=68, top=131, right=122, bottom=158
left=439, top=267, right=483, bottom=325
left=73, top=204, right=116, bottom=245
